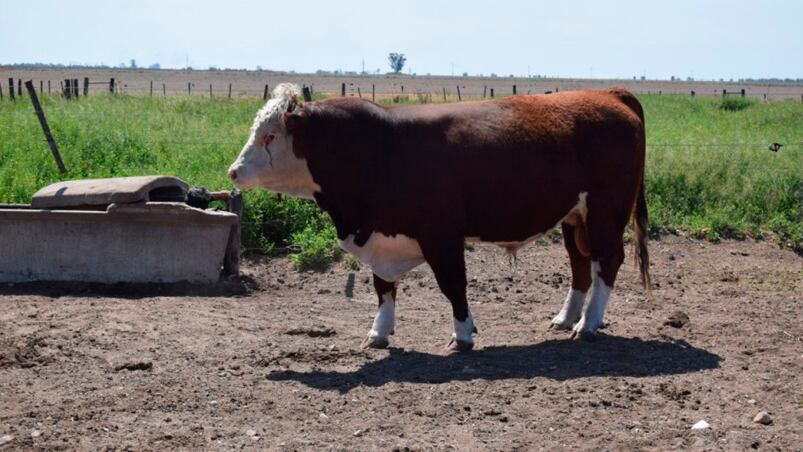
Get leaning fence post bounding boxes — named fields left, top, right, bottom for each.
left=0, top=81, right=3, bottom=101
left=456, top=85, right=461, bottom=101
left=223, top=189, right=243, bottom=277
left=7, top=78, right=14, bottom=101
left=483, top=86, right=487, bottom=98
left=442, top=87, right=447, bottom=102
left=25, top=81, right=66, bottom=173
left=357, top=87, right=362, bottom=99
left=83, top=77, right=89, bottom=96
left=263, top=84, right=269, bottom=101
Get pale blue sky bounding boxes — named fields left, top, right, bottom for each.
left=1, top=0, right=801, bottom=80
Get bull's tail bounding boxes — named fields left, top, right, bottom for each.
left=632, top=179, right=651, bottom=294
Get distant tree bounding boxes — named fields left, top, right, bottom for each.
left=256, top=65, right=263, bottom=71
left=148, top=63, right=160, bottom=69
left=130, top=59, right=137, bottom=69
left=388, top=53, right=406, bottom=73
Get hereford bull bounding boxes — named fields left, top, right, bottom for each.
left=228, top=84, right=650, bottom=351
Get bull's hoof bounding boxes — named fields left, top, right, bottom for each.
left=446, top=337, right=474, bottom=353
left=570, top=330, right=599, bottom=341
left=549, top=320, right=574, bottom=331
left=361, top=336, right=389, bottom=349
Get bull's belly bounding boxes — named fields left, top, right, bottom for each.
left=339, top=192, right=587, bottom=280
left=338, top=233, right=426, bottom=282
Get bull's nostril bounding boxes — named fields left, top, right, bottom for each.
left=228, top=169, right=238, bottom=181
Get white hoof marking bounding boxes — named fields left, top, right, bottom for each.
left=551, top=288, right=586, bottom=329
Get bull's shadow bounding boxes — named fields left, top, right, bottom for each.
left=266, top=335, right=721, bottom=393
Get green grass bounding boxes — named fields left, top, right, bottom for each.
left=1, top=93, right=801, bottom=272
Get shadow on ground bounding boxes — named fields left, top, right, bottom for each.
left=265, top=335, right=721, bottom=393
left=0, top=275, right=256, bottom=299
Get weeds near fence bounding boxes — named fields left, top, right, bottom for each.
left=719, top=97, right=755, bottom=111
left=1, top=93, right=801, bottom=272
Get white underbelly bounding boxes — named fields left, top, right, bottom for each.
left=338, top=233, right=425, bottom=282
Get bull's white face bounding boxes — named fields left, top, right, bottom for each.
left=227, top=84, right=320, bottom=199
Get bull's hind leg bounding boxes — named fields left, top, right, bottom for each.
left=571, top=209, right=626, bottom=339
left=551, top=223, right=592, bottom=330
left=361, top=273, right=398, bottom=349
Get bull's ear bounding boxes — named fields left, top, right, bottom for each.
left=283, top=110, right=307, bottom=135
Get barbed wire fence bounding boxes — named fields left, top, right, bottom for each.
left=4, top=75, right=803, bottom=102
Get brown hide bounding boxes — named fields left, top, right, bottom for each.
left=287, top=88, right=645, bottom=255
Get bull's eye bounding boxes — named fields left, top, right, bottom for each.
left=261, top=133, right=276, bottom=150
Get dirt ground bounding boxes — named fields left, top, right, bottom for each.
left=4, top=67, right=803, bottom=100
left=0, top=235, right=801, bottom=451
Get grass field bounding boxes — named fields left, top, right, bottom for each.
left=1, top=93, right=800, bottom=268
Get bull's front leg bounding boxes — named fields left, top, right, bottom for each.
left=420, top=235, right=477, bottom=352
left=361, top=273, right=397, bottom=349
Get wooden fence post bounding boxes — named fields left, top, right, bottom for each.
left=740, top=89, right=745, bottom=98
left=442, top=87, right=447, bottom=102
left=83, top=77, right=89, bottom=96
left=48, top=80, right=51, bottom=95
left=456, top=85, right=461, bottom=101
left=209, top=83, right=213, bottom=98
left=263, top=84, right=269, bottom=101
left=25, top=80, right=66, bottom=173
left=302, top=86, right=312, bottom=102
left=72, top=79, right=79, bottom=98
left=40, top=80, right=43, bottom=95
left=8, top=78, right=15, bottom=101
left=18, top=79, right=22, bottom=96
left=150, top=80, right=153, bottom=97
left=341, top=82, right=346, bottom=96
left=109, top=78, right=115, bottom=94
left=59, top=81, right=64, bottom=96
left=691, top=90, right=695, bottom=97
left=187, top=82, right=191, bottom=95
left=490, top=88, right=494, bottom=98
left=722, top=89, right=727, bottom=97
left=223, top=189, right=243, bottom=277
left=0, top=81, right=3, bottom=101
left=513, top=84, right=517, bottom=95
left=372, top=84, right=375, bottom=102
left=483, top=86, right=487, bottom=98
left=357, top=87, right=362, bottom=99
left=163, top=83, right=166, bottom=97
left=63, top=79, right=72, bottom=99
left=228, top=83, right=232, bottom=99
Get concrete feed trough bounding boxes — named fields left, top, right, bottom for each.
left=0, top=176, right=238, bottom=284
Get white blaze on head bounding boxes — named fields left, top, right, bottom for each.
left=227, top=83, right=320, bottom=199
